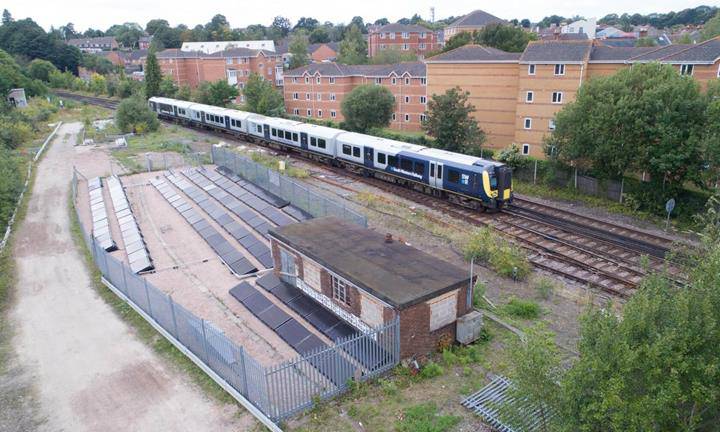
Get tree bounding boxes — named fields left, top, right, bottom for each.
left=309, top=27, right=330, bottom=44
left=499, top=325, right=562, bottom=432
left=193, top=79, right=238, bottom=107
left=144, top=51, right=162, bottom=98
left=115, top=96, right=159, bottom=133
left=340, top=84, right=394, bottom=132
left=271, top=16, right=291, bottom=38
left=538, top=15, right=566, bottom=28
left=242, top=73, right=284, bottom=115
left=547, top=63, right=707, bottom=195
left=423, top=87, right=485, bottom=154
left=59, top=23, right=77, bottom=40
left=702, top=12, right=720, bottom=40
left=2, top=9, right=13, bottom=25
left=159, top=76, right=177, bottom=98
left=337, top=24, right=367, bottom=65
left=368, top=47, right=417, bottom=64
left=26, top=59, right=58, bottom=82
left=288, top=32, right=310, bottom=69
left=474, top=24, right=537, bottom=52
left=107, top=23, right=144, bottom=48
left=677, top=33, right=693, bottom=44
left=441, top=32, right=474, bottom=53
left=294, top=17, right=319, bottom=32
left=520, top=19, right=531, bottom=28
left=89, top=73, right=106, bottom=95
left=145, top=18, right=169, bottom=35
left=374, top=18, right=389, bottom=26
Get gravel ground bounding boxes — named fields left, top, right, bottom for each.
left=3, top=123, right=255, bottom=432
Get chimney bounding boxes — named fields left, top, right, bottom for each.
left=385, top=233, right=393, bottom=243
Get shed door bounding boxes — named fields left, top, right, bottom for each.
left=429, top=162, right=443, bottom=189
left=279, top=249, right=296, bottom=285
left=364, top=146, right=374, bottom=169
left=300, top=133, right=308, bottom=150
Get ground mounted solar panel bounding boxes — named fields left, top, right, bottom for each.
left=88, top=177, right=117, bottom=252
left=106, top=176, right=152, bottom=273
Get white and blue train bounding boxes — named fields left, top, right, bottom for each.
left=148, top=97, right=513, bottom=210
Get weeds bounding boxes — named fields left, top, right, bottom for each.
left=464, top=227, right=531, bottom=280
left=534, top=276, right=557, bottom=300
left=419, top=361, right=444, bottom=379
left=395, top=403, right=461, bottom=432
left=503, top=297, right=541, bottom=319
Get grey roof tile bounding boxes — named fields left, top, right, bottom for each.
left=375, top=23, right=432, bottom=33
left=426, top=44, right=520, bottom=62
left=658, top=37, right=720, bottom=63
left=519, top=40, right=592, bottom=63
left=589, top=46, right=656, bottom=61
left=628, top=44, right=690, bottom=61
left=448, top=10, right=506, bottom=28
left=284, top=61, right=426, bottom=77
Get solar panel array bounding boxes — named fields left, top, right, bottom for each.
left=106, top=176, right=153, bottom=273
left=256, top=273, right=391, bottom=371
left=88, top=177, right=117, bottom=252
left=152, top=175, right=258, bottom=275
left=174, top=170, right=273, bottom=268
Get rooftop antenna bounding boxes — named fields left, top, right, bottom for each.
left=430, top=7, right=435, bottom=23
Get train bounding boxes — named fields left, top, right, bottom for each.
left=148, top=97, right=513, bottom=210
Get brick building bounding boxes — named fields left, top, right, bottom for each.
left=368, top=23, right=438, bottom=59
left=156, top=47, right=284, bottom=102
left=443, top=9, right=506, bottom=40
left=66, top=36, right=119, bottom=53
left=283, top=62, right=427, bottom=131
left=427, top=37, right=720, bottom=158
left=268, top=217, right=472, bottom=358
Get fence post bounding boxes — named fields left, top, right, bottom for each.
left=144, top=278, right=153, bottom=317
left=574, top=168, right=578, bottom=189
left=201, top=319, right=210, bottom=363
left=619, top=177, right=624, bottom=203
left=533, top=160, right=538, bottom=185
left=120, top=260, right=129, bottom=295
left=169, top=295, right=179, bottom=338
left=239, top=346, right=249, bottom=396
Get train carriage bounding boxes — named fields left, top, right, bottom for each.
left=293, top=124, right=343, bottom=158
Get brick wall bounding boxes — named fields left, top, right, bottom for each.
left=368, top=31, right=438, bottom=58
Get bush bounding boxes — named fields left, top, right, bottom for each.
left=115, top=96, right=159, bottom=134
left=378, top=378, right=398, bottom=396
left=534, top=276, right=556, bottom=300
left=503, top=297, right=541, bottom=319
left=464, top=227, right=531, bottom=280
left=419, top=361, right=444, bottom=379
left=472, top=280, right=487, bottom=309
left=395, top=403, right=461, bottom=432
left=0, top=118, right=32, bottom=150
left=0, top=147, right=22, bottom=232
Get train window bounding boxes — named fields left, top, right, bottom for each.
left=292, top=133, right=298, bottom=142
left=353, top=147, right=361, bottom=158
left=178, top=108, right=186, bottom=115
left=377, top=152, right=386, bottom=164
left=310, top=137, right=317, bottom=147
left=437, top=165, right=442, bottom=178
left=342, top=144, right=352, bottom=155
left=430, top=164, right=435, bottom=177
left=285, top=131, right=292, bottom=140
left=318, top=139, right=326, bottom=149
left=256, top=125, right=262, bottom=133
left=271, top=128, right=277, bottom=137
left=448, top=169, right=460, bottom=183
left=388, top=155, right=398, bottom=167
left=490, top=175, right=498, bottom=188
left=413, top=162, right=424, bottom=176
left=400, top=159, right=413, bottom=171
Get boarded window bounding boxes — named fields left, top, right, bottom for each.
left=361, top=294, right=384, bottom=328
left=428, top=290, right=457, bottom=331
left=303, top=259, right=321, bottom=291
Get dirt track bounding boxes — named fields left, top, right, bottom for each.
left=4, top=123, right=253, bottom=432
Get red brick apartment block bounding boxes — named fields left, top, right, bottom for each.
left=368, top=23, right=438, bottom=59
left=283, top=62, right=427, bottom=131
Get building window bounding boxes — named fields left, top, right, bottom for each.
left=307, top=109, right=312, bottom=116
left=524, top=118, right=532, bottom=129
left=420, top=77, right=427, bottom=85
left=528, top=64, right=536, bottom=75
left=317, top=109, right=323, bottom=117
left=402, top=44, right=409, bottom=50
left=554, top=64, right=565, bottom=75
left=389, top=32, right=395, bottom=39
left=420, top=32, right=426, bottom=39
left=404, top=96, right=410, bottom=103
left=419, top=43, right=426, bottom=49
left=391, top=77, right=397, bottom=85
left=317, top=93, right=322, bottom=101
left=329, top=77, right=335, bottom=84
left=404, top=114, right=410, bottom=122
left=305, top=76, right=309, bottom=84
left=331, top=275, right=350, bottom=306
left=549, top=119, right=556, bottom=130
left=420, top=114, right=427, bottom=122
left=316, top=76, right=321, bottom=84
left=404, top=77, right=410, bottom=85
left=330, top=93, right=336, bottom=101
left=392, top=113, right=396, bottom=121
left=380, top=32, right=386, bottom=39
left=402, top=32, right=409, bottom=39
left=522, top=144, right=530, bottom=155
left=305, top=93, right=311, bottom=100
left=226, top=58, right=233, bottom=65
left=292, top=77, right=298, bottom=83
left=375, top=78, right=382, bottom=85
left=552, top=91, right=563, bottom=104
left=330, top=110, right=336, bottom=118
left=526, top=91, right=534, bottom=103
left=292, top=92, right=298, bottom=100
left=293, top=108, right=299, bottom=115
left=680, top=64, right=694, bottom=76
left=420, top=96, right=427, bottom=104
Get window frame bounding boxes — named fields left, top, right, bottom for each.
left=552, top=91, right=563, bottom=104
left=522, top=143, right=530, bottom=155
left=331, top=275, right=351, bottom=306
left=680, top=64, right=694, bottom=76
left=528, top=64, right=536, bottom=75
left=524, top=118, right=532, bottom=129
left=554, top=64, right=565, bottom=76
left=526, top=91, right=534, bottom=103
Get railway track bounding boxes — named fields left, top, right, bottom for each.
left=57, top=91, right=687, bottom=298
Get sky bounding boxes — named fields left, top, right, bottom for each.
left=2, top=0, right=711, bottom=32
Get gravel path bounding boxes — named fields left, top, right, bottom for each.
left=4, top=123, right=253, bottom=432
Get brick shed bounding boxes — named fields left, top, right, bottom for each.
left=268, top=217, right=472, bottom=359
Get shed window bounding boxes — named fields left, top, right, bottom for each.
left=413, top=162, right=424, bottom=176
left=342, top=144, right=352, bottom=156
left=377, top=152, right=386, bottom=164
left=400, top=158, right=413, bottom=171
left=331, top=275, right=350, bottom=306
left=352, top=146, right=361, bottom=158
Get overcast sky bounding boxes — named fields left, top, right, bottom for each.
left=3, top=0, right=710, bottom=31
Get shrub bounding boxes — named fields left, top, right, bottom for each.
left=419, top=361, right=444, bottom=379
left=534, top=276, right=556, bottom=300
left=464, top=227, right=531, bottom=280
left=395, top=403, right=461, bottom=432
left=115, top=96, right=159, bottom=134
left=472, top=280, right=487, bottom=309
left=378, top=378, right=398, bottom=396
left=504, top=297, right=541, bottom=319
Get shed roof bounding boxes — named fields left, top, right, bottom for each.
left=519, top=40, right=592, bottom=63
left=447, top=10, right=505, bottom=28
left=426, top=44, right=521, bottom=62
left=269, top=217, right=469, bottom=309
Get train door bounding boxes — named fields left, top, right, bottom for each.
left=300, top=133, right=308, bottom=150
left=263, top=124, right=270, bottom=140
left=364, top=146, right=374, bottom=169
left=429, top=162, right=444, bottom=189
left=173, top=105, right=177, bottom=116
left=224, top=115, right=230, bottom=129
left=200, top=112, right=205, bottom=123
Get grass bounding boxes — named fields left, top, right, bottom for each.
left=67, top=193, right=241, bottom=408
left=246, top=149, right=309, bottom=179
left=395, top=403, right=462, bottom=432
left=502, top=297, right=542, bottom=320
left=463, top=227, right=531, bottom=280
left=55, top=101, right=114, bottom=123
left=534, top=276, right=557, bottom=301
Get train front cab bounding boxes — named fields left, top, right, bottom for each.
left=482, top=165, right=513, bottom=209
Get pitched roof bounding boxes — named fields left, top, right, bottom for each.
left=658, top=37, right=720, bottom=63
left=67, top=36, right=117, bottom=46
left=539, top=32, right=589, bottom=41
left=589, top=46, right=656, bottom=62
left=156, top=47, right=277, bottom=60
left=375, top=23, right=432, bottom=33
left=284, top=61, right=426, bottom=77
left=121, top=49, right=148, bottom=61
left=425, top=44, right=521, bottom=62
left=627, top=44, right=691, bottom=61
left=156, top=48, right=204, bottom=59
left=519, top=40, right=592, bottom=63
left=308, top=42, right=339, bottom=54
left=448, top=10, right=505, bottom=28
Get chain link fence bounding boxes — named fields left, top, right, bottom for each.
left=212, top=146, right=367, bottom=227
left=71, top=169, right=396, bottom=426
left=514, top=161, right=624, bottom=202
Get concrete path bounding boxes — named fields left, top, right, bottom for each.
left=6, top=123, right=253, bottom=432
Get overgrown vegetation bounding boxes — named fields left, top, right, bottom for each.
left=115, top=96, right=159, bottom=133
left=423, top=87, right=485, bottom=156
left=503, top=297, right=541, bottom=319
left=395, top=403, right=461, bottom=432
left=340, top=84, right=394, bottom=132
left=463, top=227, right=531, bottom=280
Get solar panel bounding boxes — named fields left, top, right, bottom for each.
left=220, top=249, right=244, bottom=266
left=270, top=283, right=302, bottom=303
left=256, top=272, right=282, bottom=291
left=294, top=333, right=327, bottom=354
left=257, top=252, right=274, bottom=269
left=325, top=322, right=357, bottom=341
left=229, top=258, right=257, bottom=275
left=257, top=305, right=292, bottom=330
left=229, top=282, right=257, bottom=302
left=106, top=176, right=152, bottom=273
left=241, top=292, right=274, bottom=315
left=287, top=295, right=320, bottom=318
left=304, top=307, right=342, bottom=332
left=276, top=319, right=312, bottom=346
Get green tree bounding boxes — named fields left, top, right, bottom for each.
left=474, top=23, right=537, bottom=52
left=145, top=18, right=169, bottom=35
left=309, top=27, right=330, bottom=44
left=144, top=50, right=162, bottom=98
left=340, top=84, right=394, bottom=132
left=193, top=79, right=239, bottom=107
left=547, top=63, right=707, bottom=195
left=368, top=47, right=417, bottom=64
left=423, top=87, right=485, bottom=154
left=677, top=33, right=694, bottom=44
left=26, top=59, right=58, bottom=82
left=89, top=73, right=106, bottom=95
left=288, top=31, right=310, bottom=69
left=177, top=84, right=192, bottom=101
left=2, top=9, right=12, bottom=25
left=159, top=76, right=177, bottom=98
left=702, top=12, right=720, bottom=40
left=271, top=16, right=291, bottom=38
left=243, top=73, right=284, bottom=115
left=337, top=24, right=367, bottom=65
left=441, top=31, right=474, bottom=53
left=115, top=96, right=159, bottom=133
